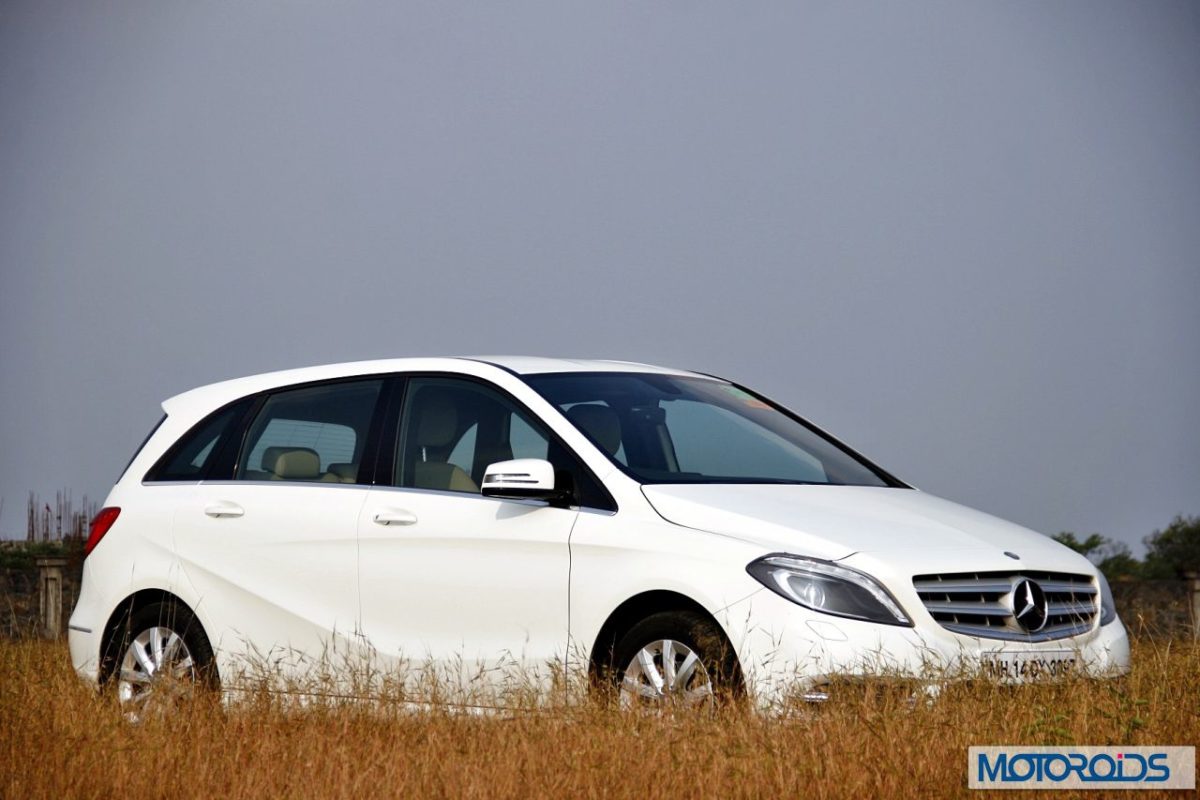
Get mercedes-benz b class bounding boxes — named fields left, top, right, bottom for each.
left=69, top=357, right=1130, bottom=714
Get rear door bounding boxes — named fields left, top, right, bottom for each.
left=172, top=378, right=386, bottom=682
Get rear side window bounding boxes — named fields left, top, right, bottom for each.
left=237, top=380, right=383, bottom=484
left=144, top=402, right=249, bottom=482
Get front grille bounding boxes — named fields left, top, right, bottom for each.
left=912, top=570, right=1098, bottom=642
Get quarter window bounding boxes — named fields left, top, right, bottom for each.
left=237, top=380, right=383, bottom=484
left=144, top=401, right=250, bottom=482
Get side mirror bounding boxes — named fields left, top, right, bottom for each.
left=481, top=459, right=570, bottom=505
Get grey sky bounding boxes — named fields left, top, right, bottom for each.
left=1, top=2, right=1197, bottom=552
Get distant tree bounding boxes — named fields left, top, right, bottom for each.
left=1095, top=541, right=1142, bottom=581
left=1142, top=515, right=1200, bottom=579
left=1052, top=532, right=1107, bottom=559
left=1052, top=531, right=1143, bottom=580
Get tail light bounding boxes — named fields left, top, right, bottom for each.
left=85, top=507, right=121, bottom=557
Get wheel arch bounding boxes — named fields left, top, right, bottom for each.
left=97, top=589, right=212, bottom=684
left=587, top=589, right=742, bottom=685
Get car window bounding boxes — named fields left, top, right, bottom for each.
left=561, top=402, right=627, bottom=464
left=509, top=414, right=550, bottom=460
left=527, top=372, right=892, bottom=487
left=237, top=380, right=383, bottom=484
left=394, top=377, right=614, bottom=509
left=446, top=423, right=478, bottom=475
left=144, top=401, right=249, bottom=482
left=664, top=399, right=827, bottom=482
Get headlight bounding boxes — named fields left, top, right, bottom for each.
left=746, top=554, right=912, bottom=627
left=1097, top=570, right=1117, bottom=626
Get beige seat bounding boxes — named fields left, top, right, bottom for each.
left=262, top=446, right=322, bottom=481
left=325, top=463, right=358, bottom=483
left=261, top=446, right=295, bottom=475
left=410, top=400, right=477, bottom=492
left=567, top=404, right=622, bottom=456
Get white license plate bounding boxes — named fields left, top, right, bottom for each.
left=980, top=651, right=1077, bottom=682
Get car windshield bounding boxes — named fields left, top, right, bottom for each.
left=524, top=373, right=896, bottom=487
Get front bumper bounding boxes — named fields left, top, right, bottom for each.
left=721, top=587, right=1131, bottom=706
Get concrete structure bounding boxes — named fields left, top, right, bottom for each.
left=37, top=557, right=67, bottom=639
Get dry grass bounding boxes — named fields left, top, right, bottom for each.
left=1, top=638, right=1197, bottom=799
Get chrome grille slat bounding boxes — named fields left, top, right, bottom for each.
left=1040, top=581, right=1097, bottom=595
left=912, top=579, right=1012, bottom=593
left=940, top=619, right=1093, bottom=643
left=913, top=570, right=1098, bottom=641
left=921, top=601, right=1011, bottom=617
left=1046, top=600, right=1097, bottom=617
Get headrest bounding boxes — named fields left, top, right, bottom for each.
left=268, top=448, right=321, bottom=479
left=415, top=398, right=458, bottom=448
left=567, top=404, right=622, bottom=456
left=326, top=463, right=358, bottom=483
left=261, top=446, right=292, bottom=472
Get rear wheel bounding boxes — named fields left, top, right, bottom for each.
left=609, top=610, right=742, bottom=710
left=111, top=601, right=216, bottom=721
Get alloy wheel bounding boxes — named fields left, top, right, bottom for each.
left=117, top=626, right=197, bottom=721
left=619, top=638, right=715, bottom=709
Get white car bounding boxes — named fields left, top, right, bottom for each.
left=69, top=357, right=1129, bottom=713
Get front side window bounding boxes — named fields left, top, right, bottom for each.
left=526, top=373, right=896, bottom=487
left=394, top=377, right=612, bottom=508
left=237, top=380, right=383, bottom=484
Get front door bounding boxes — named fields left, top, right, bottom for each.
left=358, top=376, right=577, bottom=693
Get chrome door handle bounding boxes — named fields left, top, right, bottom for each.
left=204, top=502, right=244, bottom=518
left=373, top=509, right=418, bottom=526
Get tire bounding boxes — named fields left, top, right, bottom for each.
left=608, top=610, right=743, bottom=709
left=109, top=600, right=217, bottom=720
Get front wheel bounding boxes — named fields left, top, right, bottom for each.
left=609, top=610, right=743, bottom=710
left=112, top=600, right=216, bottom=721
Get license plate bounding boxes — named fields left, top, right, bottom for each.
left=979, top=651, right=1077, bottom=682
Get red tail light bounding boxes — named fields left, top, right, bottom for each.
left=85, top=507, right=121, bottom=557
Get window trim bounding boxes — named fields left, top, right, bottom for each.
left=119, top=413, right=166, bottom=482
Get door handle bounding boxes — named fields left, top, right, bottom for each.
left=373, top=509, right=418, bottom=526
left=204, top=502, right=245, bottom=518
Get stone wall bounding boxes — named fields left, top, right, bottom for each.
left=1, top=557, right=83, bottom=639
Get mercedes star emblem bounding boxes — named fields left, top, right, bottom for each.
left=1012, top=578, right=1049, bottom=632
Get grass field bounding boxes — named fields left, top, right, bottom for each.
left=1, top=637, right=1196, bottom=799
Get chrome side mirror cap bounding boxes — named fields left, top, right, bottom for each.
left=480, top=459, right=569, bottom=505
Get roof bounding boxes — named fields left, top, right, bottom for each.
left=160, top=356, right=707, bottom=419
left=465, top=356, right=699, bottom=376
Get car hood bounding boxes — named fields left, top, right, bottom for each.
left=640, top=484, right=1083, bottom=568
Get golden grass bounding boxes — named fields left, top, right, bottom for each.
left=1, top=638, right=1197, bottom=799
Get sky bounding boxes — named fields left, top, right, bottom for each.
left=1, top=2, right=1197, bottom=553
